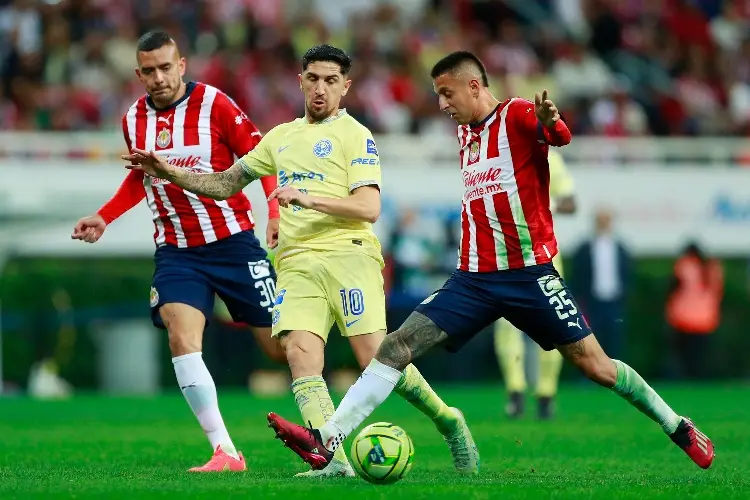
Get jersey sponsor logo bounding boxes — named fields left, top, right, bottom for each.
left=248, top=260, right=271, bottom=279
left=463, top=164, right=505, bottom=200
left=463, top=166, right=502, bottom=188
left=469, top=141, right=480, bottom=162
left=167, top=155, right=202, bottom=169
left=157, top=128, right=172, bottom=148
left=537, top=275, right=564, bottom=296
left=313, top=139, right=333, bottom=158
left=278, top=170, right=325, bottom=187
left=149, top=287, right=159, bottom=308
left=350, top=157, right=379, bottom=166
left=366, top=138, right=378, bottom=155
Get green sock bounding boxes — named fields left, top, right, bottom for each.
left=394, top=364, right=459, bottom=435
left=611, top=360, right=681, bottom=434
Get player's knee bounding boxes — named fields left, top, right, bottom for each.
left=166, top=327, right=202, bottom=356
left=160, top=305, right=204, bottom=356
left=280, top=331, right=325, bottom=376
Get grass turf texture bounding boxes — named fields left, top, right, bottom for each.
left=0, top=383, right=747, bottom=499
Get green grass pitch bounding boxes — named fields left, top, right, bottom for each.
left=0, top=383, right=747, bottom=499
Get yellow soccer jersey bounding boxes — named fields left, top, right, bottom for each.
left=239, top=110, right=383, bottom=265
left=548, top=149, right=575, bottom=213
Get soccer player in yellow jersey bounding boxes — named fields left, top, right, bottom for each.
left=123, top=44, right=479, bottom=478
left=494, top=149, right=577, bottom=419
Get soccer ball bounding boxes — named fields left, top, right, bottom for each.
left=350, top=422, right=414, bottom=484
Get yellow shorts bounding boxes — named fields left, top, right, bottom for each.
left=271, top=250, right=387, bottom=342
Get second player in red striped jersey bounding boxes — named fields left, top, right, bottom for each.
left=451, top=85, right=571, bottom=272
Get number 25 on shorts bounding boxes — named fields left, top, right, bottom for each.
left=340, top=288, right=365, bottom=327
left=536, top=275, right=578, bottom=320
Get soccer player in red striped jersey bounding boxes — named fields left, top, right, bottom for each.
left=71, top=31, right=286, bottom=472
left=266, top=51, right=715, bottom=472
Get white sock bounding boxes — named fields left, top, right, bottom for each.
left=173, top=352, right=239, bottom=460
left=320, top=359, right=403, bottom=452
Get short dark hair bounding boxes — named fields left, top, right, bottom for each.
left=137, top=31, right=174, bottom=53
left=430, top=51, right=489, bottom=87
left=302, top=44, right=352, bottom=75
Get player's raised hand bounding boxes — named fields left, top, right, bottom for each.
left=122, top=148, right=175, bottom=179
left=266, top=218, right=280, bottom=249
left=268, top=186, right=313, bottom=209
left=534, top=89, right=560, bottom=128
left=72, top=214, right=107, bottom=243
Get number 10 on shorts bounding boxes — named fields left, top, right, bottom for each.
left=339, top=288, right=365, bottom=317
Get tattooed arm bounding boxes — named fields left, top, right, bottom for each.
left=376, top=312, right=449, bottom=370
left=122, top=148, right=253, bottom=200
left=169, top=163, right=252, bottom=200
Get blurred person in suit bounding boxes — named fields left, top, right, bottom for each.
left=572, top=208, right=631, bottom=360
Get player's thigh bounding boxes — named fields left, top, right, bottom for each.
left=323, top=252, right=387, bottom=339
left=151, top=246, right=214, bottom=334
left=210, top=231, right=277, bottom=328
left=271, top=253, right=334, bottom=343
left=414, top=270, right=501, bottom=353
left=348, top=329, right=387, bottom=369
left=501, top=263, right=592, bottom=352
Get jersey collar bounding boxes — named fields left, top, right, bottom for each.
left=146, top=81, right=196, bottom=111
left=311, top=108, right=347, bottom=125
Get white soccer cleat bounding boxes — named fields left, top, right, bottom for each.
left=443, top=407, right=480, bottom=475
left=294, top=457, right=356, bottom=478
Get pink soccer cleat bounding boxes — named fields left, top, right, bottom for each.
left=188, top=445, right=247, bottom=472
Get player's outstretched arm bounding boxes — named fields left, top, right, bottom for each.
left=123, top=148, right=252, bottom=200
left=268, top=185, right=380, bottom=223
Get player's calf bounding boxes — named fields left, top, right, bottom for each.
left=557, top=337, right=617, bottom=387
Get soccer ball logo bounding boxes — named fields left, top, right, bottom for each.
left=350, top=422, right=414, bottom=485
left=313, top=139, right=333, bottom=158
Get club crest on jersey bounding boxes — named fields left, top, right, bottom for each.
left=313, top=139, right=333, bottom=158
left=149, top=287, right=159, bottom=307
left=157, top=128, right=171, bottom=148
left=469, top=141, right=480, bottom=162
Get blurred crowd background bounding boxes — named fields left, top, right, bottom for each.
left=1, top=0, right=749, bottom=398
left=3, top=0, right=750, bottom=136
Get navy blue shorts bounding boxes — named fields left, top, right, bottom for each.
left=415, top=263, right=591, bottom=352
left=150, top=230, right=276, bottom=329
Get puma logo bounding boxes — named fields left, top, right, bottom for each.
left=157, top=115, right=172, bottom=125
left=567, top=318, right=582, bottom=330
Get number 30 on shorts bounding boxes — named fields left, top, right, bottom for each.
left=339, top=288, right=365, bottom=317
left=536, top=275, right=578, bottom=320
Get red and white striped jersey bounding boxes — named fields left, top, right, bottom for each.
left=123, top=82, right=263, bottom=248
left=456, top=97, right=572, bottom=272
